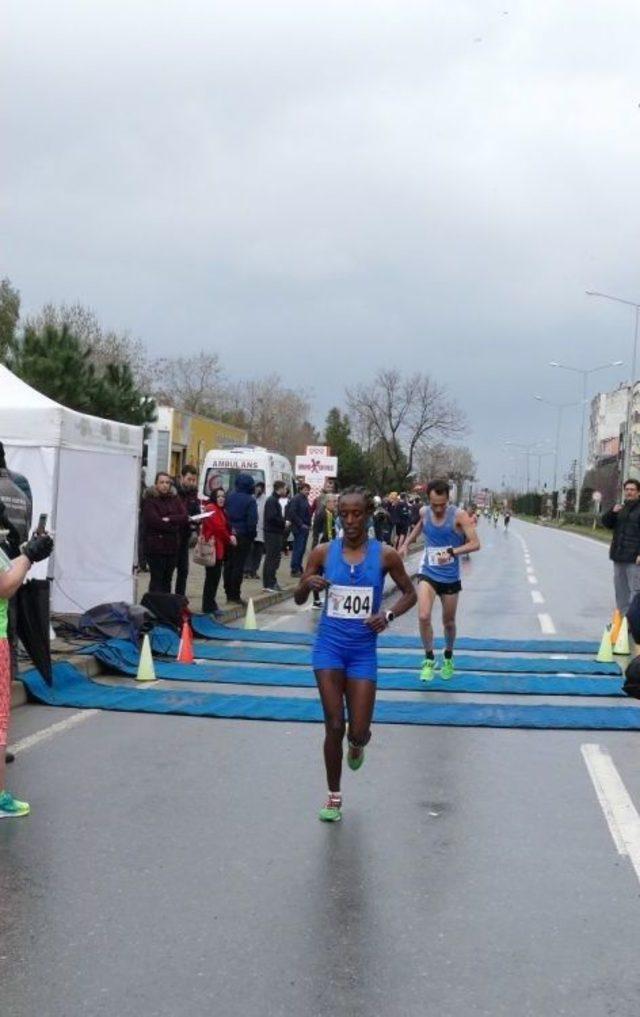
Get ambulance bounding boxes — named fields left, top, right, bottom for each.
left=199, top=446, right=295, bottom=498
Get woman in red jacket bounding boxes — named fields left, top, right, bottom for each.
left=201, top=487, right=235, bottom=615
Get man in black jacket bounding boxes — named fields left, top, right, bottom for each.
left=289, top=483, right=312, bottom=576
left=262, top=481, right=287, bottom=592
left=174, top=464, right=201, bottom=597
left=601, top=479, right=640, bottom=613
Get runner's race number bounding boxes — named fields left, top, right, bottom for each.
left=327, top=585, right=374, bottom=620
left=427, top=547, right=453, bottom=567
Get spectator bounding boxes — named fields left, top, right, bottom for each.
left=223, top=472, right=257, bottom=605
left=392, top=493, right=411, bottom=549
left=311, top=493, right=337, bottom=608
left=200, top=487, right=235, bottom=615
left=263, top=481, right=287, bottom=592
left=174, top=464, right=201, bottom=597
left=245, top=481, right=266, bottom=579
left=601, top=479, right=640, bottom=614
left=0, top=526, right=53, bottom=817
left=373, top=497, right=393, bottom=544
left=280, top=486, right=291, bottom=557
left=289, top=482, right=312, bottom=576
left=142, top=472, right=188, bottom=593
left=409, top=496, right=421, bottom=528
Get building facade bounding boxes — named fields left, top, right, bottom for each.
left=587, top=385, right=628, bottom=469
left=145, top=406, right=248, bottom=480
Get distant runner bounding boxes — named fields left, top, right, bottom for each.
left=295, top=487, right=416, bottom=823
left=401, top=479, right=480, bottom=681
left=503, top=509, right=511, bottom=529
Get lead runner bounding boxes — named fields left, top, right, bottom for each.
left=294, top=487, right=417, bottom=823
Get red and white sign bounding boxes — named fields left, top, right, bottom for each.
left=305, top=445, right=329, bottom=457
left=295, top=455, right=338, bottom=479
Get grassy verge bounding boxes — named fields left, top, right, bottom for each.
left=517, top=515, right=611, bottom=544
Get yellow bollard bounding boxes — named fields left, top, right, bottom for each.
left=136, top=633, right=157, bottom=682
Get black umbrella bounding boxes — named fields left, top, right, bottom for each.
left=16, top=579, right=53, bottom=686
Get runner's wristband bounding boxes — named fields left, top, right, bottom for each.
left=385, top=611, right=395, bottom=624
left=447, top=546, right=455, bottom=557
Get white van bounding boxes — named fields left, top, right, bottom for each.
left=199, top=446, right=295, bottom=499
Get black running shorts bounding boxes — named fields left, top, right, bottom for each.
left=418, top=575, right=462, bottom=597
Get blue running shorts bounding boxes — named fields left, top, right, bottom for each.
left=312, top=637, right=377, bottom=682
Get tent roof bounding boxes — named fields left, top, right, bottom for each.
left=0, top=365, right=143, bottom=455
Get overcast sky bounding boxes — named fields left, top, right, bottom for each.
left=4, top=1, right=640, bottom=488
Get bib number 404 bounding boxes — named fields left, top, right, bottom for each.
left=342, top=593, right=370, bottom=615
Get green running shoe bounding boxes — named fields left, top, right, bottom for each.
left=441, top=655, right=455, bottom=680
left=0, top=790, right=30, bottom=819
left=318, top=794, right=342, bottom=822
left=347, top=746, right=365, bottom=771
left=420, top=657, right=437, bottom=683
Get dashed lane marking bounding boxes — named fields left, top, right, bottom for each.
left=531, top=590, right=545, bottom=604
left=537, top=612, right=556, bottom=634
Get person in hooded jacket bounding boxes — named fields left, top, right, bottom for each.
left=223, top=472, right=258, bottom=605
left=142, top=472, right=188, bottom=593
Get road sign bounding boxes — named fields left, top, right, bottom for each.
left=592, top=490, right=602, bottom=503
left=295, top=455, right=338, bottom=480
left=305, top=445, right=329, bottom=457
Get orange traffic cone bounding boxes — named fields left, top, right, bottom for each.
left=611, top=609, right=623, bottom=646
left=177, top=618, right=195, bottom=663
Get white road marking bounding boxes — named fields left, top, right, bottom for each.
left=526, top=566, right=535, bottom=575
left=537, top=612, right=556, bottom=634
left=9, top=710, right=99, bottom=755
left=581, top=743, right=640, bottom=881
left=527, top=575, right=538, bottom=585
left=531, top=590, right=545, bottom=604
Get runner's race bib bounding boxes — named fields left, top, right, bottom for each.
left=426, top=547, right=453, bottom=568
left=327, top=585, right=374, bottom=620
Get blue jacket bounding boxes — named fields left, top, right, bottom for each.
left=225, top=473, right=258, bottom=539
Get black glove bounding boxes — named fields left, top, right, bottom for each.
left=23, top=533, right=54, bottom=563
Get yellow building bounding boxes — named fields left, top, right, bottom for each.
left=148, top=406, right=248, bottom=479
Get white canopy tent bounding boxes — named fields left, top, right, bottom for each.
left=0, top=365, right=144, bottom=613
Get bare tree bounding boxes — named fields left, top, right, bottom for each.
left=347, top=369, right=466, bottom=486
left=148, top=352, right=224, bottom=414
left=217, top=374, right=319, bottom=460
left=25, top=301, right=151, bottom=384
left=417, top=442, right=477, bottom=489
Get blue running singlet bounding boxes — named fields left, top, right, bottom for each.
left=312, top=538, right=385, bottom=681
left=419, top=505, right=464, bottom=584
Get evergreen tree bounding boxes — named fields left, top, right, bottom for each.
left=11, top=324, right=155, bottom=426
left=324, top=408, right=370, bottom=487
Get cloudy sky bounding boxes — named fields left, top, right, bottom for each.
left=4, top=1, right=640, bottom=487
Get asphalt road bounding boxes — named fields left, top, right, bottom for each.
left=4, top=519, right=640, bottom=1017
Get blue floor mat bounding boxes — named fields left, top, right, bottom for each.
left=92, top=640, right=625, bottom=697
left=151, top=628, right=620, bottom=676
left=192, top=615, right=600, bottom=655
left=20, top=663, right=640, bottom=729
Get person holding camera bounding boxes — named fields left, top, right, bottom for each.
left=0, top=529, right=54, bottom=817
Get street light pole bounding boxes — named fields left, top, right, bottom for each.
left=534, top=396, right=580, bottom=495
left=549, top=359, right=623, bottom=507
left=504, top=440, right=551, bottom=493
left=586, top=291, right=640, bottom=482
